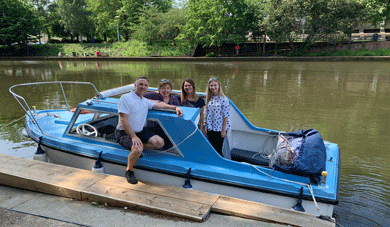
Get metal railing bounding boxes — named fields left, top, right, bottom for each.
left=9, top=81, right=99, bottom=135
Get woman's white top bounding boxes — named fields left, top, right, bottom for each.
left=204, top=96, right=231, bottom=132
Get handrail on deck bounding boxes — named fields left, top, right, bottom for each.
left=9, top=81, right=99, bottom=135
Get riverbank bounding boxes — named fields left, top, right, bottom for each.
left=2, top=55, right=390, bottom=62
left=2, top=41, right=390, bottom=58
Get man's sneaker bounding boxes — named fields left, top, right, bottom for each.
left=125, top=170, right=138, bottom=184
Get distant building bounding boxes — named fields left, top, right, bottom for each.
left=351, top=22, right=390, bottom=41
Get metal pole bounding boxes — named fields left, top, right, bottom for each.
left=117, top=21, right=119, bottom=42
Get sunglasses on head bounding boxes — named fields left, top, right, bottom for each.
left=161, top=79, right=171, bottom=82
left=209, top=77, right=219, bottom=82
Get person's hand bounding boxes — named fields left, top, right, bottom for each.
left=175, top=106, right=183, bottom=117
left=131, top=142, right=143, bottom=153
left=221, top=131, right=226, bottom=138
left=132, top=136, right=143, bottom=148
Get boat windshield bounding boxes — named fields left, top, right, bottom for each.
left=67, top=108, right=183, bottom=157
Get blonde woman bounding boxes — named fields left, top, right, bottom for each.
left=204, top=78, right=230, bottom=156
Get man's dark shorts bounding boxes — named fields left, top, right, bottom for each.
left=115, top=126, right=155, bottom=150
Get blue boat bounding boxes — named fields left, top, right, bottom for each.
left=10, top=81, right=340, bottom=219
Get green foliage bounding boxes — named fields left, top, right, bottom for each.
left=263, top=0, right=368, bottom=52
left=112, top=40, right=149, bottom=56
left=303, top=48, right=390, bottom=56
left=119, top=0, right=173, bottom=41
left=2, top=0, right=387, bottom=57
left=132, top=6, right=187, bottom=43
left=0, top=0, right=40, bottom=48
left=206, top=52, right=216, bottom=57
left=364, top=0, right=390, bottom=26
left=14, top=39, right=192, bottom=57
left=86, top=0, right=121, bottom=42
left=179, top=0, right=252, bottom=47
left=57, top=0, right=94, bottom=38
left=148, top=40, right=193, bottom=56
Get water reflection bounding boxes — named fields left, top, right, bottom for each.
left=0, top=60, right=390, bottom=226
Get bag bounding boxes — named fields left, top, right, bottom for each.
left=273, top=129, right=326, bottom=184
left=269, top=135, right=300, bottom=167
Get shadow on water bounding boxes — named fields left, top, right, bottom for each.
left=1, top=60, right=390, bottom=226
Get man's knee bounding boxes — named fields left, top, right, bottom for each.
left=149, top=135, right=164, bottom=149
left=130, top=145, right=143, bottom=156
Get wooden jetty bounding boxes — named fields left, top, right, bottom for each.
left=0, top=154, right=334, bottom=227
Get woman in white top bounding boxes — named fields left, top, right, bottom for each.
left=204, top=78, right=231, bottom=156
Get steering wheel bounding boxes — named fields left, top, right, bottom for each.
left=76, top=123, right=98, bottom=137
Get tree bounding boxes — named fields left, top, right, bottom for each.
left=263, top=0, right=304, bottom=52
left=332, top=0, right=368, bottom=43
left=0, top=0, right=40, bottom=48
left=119, top=0, right=173, bottom=41
left=46, top=2, right=71, bottom=40
left=26, top=0, right=51, bottom=41
left=178, top=0, right=252, bottom=48
left=245, top=0, right=267, bottom=54
left=86, top=0, right=122, bottom=42
left=132, top=6, right=187, bottom=43
left=365, top=0, right=390, bottom=26
left=263, top=0, right=368, bottom=54
left=57, top=0, right=94, bottom=41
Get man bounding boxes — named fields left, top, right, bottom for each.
left=116, top=76, right=183, bottom=184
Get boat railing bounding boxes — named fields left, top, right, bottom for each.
left=9, top=81, right=99, bottom=135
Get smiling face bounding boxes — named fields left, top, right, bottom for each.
left=209, top=80, right=220, bottom=96
left=183, top=81, right=194, bottom=95
left=134, top=78, right=149, bottom=97
left=159, top=84, right=172, bottom=98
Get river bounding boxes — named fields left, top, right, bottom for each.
left=1, top=59, right=389, bottom=226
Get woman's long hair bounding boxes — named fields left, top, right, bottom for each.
left=180, top=78, right=199, bottom=103
left=206, top=78, right=226, bottom=105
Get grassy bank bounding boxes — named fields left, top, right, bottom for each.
left=2, top=40, right=390, bottom=57
left=3, top=40, right=194, bottom=57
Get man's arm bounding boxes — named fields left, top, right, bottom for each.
left=119, top=113, right=143, bottom=147
left=153, top=102, right=183, bottom=117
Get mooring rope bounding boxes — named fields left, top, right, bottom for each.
left=250, top=164, right=339, bottom=225
left=0, top=115, right=26, bottom=130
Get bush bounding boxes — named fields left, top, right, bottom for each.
left=206, top=52, right=215, bottom=57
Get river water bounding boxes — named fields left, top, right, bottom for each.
left=1, top=60, right=389, bottom=226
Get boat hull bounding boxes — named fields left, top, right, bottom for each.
left=42, top=145, right=334, bottom=216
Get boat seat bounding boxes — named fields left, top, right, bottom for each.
left=105, top=133, right=117, bottom=142
left=230, top=148, right=270, bottom=166
left=98, top=125, right=117, bottom=142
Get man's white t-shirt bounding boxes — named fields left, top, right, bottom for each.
left=117, top=91, right=155, bottom=132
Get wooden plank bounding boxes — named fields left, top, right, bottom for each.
left=212, top=196, right=335, bottom=227
left=97, top=175, right=219, bottom=206
left=83, top=181, right=211, bottom=221
left=0, top=173, right=83, bottom=200
left=0, top=154, right=108, bottom=191
left=0, top=154, right=212, bottom=221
